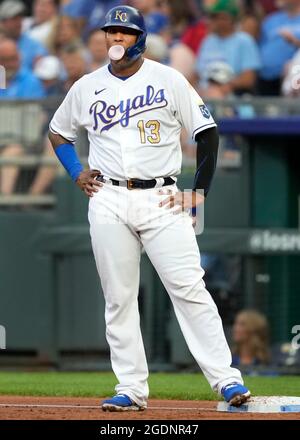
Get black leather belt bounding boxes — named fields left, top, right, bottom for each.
left=96, top=175, right=175, bottom=190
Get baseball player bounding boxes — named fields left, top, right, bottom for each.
left=49, top=5, right=251, bottom=411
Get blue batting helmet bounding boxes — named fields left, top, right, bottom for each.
left=101, top=5, right=147, bottom=61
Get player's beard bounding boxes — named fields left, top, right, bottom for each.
left=113, top=53, right=140, bottom=70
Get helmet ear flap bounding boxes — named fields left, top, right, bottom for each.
left=126, top=32, right=147, bottom=61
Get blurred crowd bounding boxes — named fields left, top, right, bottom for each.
left=231, top=309, right=270, bottom=367
left=231, top=309, right=300, bottom=371
left=1, top=0, right=300, bottom=195
left=1, top=0, right=300, bottom=101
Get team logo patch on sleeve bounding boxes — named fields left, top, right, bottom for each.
left=199, top=105, right=211, bottom=119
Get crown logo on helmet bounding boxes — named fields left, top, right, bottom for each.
left=115, top=11, right=128, bottom=22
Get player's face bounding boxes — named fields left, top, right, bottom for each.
left=105, top=26, right=139, bottom=67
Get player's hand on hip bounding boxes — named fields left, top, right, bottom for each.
left=76, top=169, right=103, bottom=197
left=158, top=188, right=204, bottom=214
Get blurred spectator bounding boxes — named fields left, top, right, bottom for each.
left=87, top=29, right=108, bottom=71
left=199, top=60, right=235, bottom=98
left=144, top=33, right=169, bottom=62
left=60, top=47, right=87, bottom=91
left=259, top=0, right=300, bottom=95
left=161, top=0, right=199, bottom=41
left=239, top=1, right=264, bottom=40
left=240, top=15, right=261, bottom=40
left=129, top=0, right=169, bottom=35
left=27, top=136, right=57, bottom=196
left=196, top=0, right=261, bottom=95
left=181, top=18, right=208, bottom=55
left=0, top=0, right=48, bottom=69
left=0, top=38, right=45, bottom=98
left=281, top=45, right=300, bottom=95
left=0, top=38, right=45, bottom=195
left=232, top=310, right=270, bottom=366
left=33, top=54, right=63, bottom=95
left=260, top=0, right=279, bottom=15
left=61, top=0, right=122, bottom=38
left=51, top=15, right=86, bottom=55
left=170, top=43, right=197, bottom=84
left=28, top=55, right=63, bottom=196
left=240, top=0, right=264, bottom=17
left=26, top=50, right=65, bottom=198
left=130, top=0, right=158, bottom=15
left=23, top=0, right=59, bottom=51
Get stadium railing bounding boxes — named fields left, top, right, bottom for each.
left=0, top=96, right=299, bottom=207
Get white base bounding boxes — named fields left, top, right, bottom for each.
left=217, top=396, right=300, bottom=413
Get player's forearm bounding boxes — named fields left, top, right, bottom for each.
left=193, top=127, right=219, bottom=197
left=48, top=131, right=71, bottom=149
left=48, top=131, right=83, bottom=182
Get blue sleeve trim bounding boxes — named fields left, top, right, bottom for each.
left=55, top=143, right=83, bottom=182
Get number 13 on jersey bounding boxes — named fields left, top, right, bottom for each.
left=137, top=120, right=161, bottom=144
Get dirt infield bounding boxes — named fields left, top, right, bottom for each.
left=0, top=396, right=299, bottom=420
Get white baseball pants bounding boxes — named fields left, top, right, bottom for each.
left=88, top=182, right=243, bottom=407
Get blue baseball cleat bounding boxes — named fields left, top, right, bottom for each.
left=101, top=394, right=145, bottom=412
left=221, top=383, right=251, bottom=407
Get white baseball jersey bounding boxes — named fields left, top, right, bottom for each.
left=49, top=59, right=216, bottom=180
